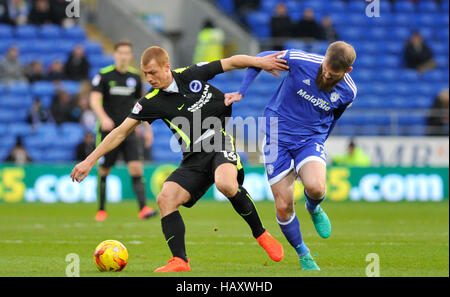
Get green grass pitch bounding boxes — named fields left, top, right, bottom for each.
left=0, top=200, right=448, bottom=277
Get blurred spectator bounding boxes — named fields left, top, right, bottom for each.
left=135, top=123, right=154, bottom=161
left=427, top=88, right=449, bottom=136
left=234, top=0, right=260, bottom=24
left=192, top=19, right=225, bottom=64
left=270, top=3, right=294, bottom=50
left=51, top=89, right=76, bottom=124
left=73, top=81, right=96, bottom=132
left=0, top=46, right=26, bottom=83
left=3, top=0, right=28, bottom=25
left=320, top=16, right=338, bottom=42
left=46, top=60, right=66, bottom=81
left=64, top=45, right=90, bottom=81
left=25, top=60, right=45, bottom=83
left=332, top=140, right=371, bottom=167
left=295, top=8, right=322, bottom=40
left=27, top=98, right=54, bottom=127
left=28, top=0, right=52, bottom=25
left=50, top=0, right=74, bottom=27
left=6, top=137, right=31, bottom=165
left=403, top=31, right=436, bottom=74
left=0, top=0, right=11, bottom=24
left=75, top=132, right=95, bottom=161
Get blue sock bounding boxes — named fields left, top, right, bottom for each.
left=276, top=213, right=309, bottom=256
left=305, top=190, right=325, bottom=214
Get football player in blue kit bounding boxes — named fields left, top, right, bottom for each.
left=225, top=41, right=357, bottom=270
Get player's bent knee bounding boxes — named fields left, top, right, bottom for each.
left=216, top=181, right=239, bottom=198
left=275, top=199, right=294, bottom=220
left=304, top=182, right=326, bottom=199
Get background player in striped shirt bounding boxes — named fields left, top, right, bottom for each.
left=225, top=41, right=357, bottom=270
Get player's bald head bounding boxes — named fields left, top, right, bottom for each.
left=141, top=46, right=170, bottom=68
left=325, top=41, right=356, bottom=71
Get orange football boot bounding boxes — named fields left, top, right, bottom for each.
left=138, top=206, right=158, bottom=220
left=256, top=230, right=284, bottom=262
left=154, top=257, right=191, bottom=273
left=95, top=210, right=107, bottom=222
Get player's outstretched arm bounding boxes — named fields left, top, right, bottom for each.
left=70, top=118, right=140, bottom=182
left=220, top=52, right=288, bottom=74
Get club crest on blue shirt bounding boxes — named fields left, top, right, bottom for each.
left=266, top=164, right=274, bottom=175
left=330, top=92, right=340, bottom=102
left=126, top=77, right=137, bottom=88
left=189, top=80, right=202, bottom=93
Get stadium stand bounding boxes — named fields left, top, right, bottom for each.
left=213, top=0, right=449, bottom=137
left=1, top=0, right=449, bottom=164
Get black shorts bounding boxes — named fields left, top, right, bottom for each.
left=97, top=130, right=143, bottom=168
left=165, top=151, right=245, bottom=208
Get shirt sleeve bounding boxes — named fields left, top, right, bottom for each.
left=180, top=60, right=224, bottom=82
left=127, top=96, right=162, bottom=124
left=91, top=72, right=106, bottom=93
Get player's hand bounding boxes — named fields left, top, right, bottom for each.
left=101, top=116, right=115, bottom=132
left=71, top=159, right=94, bottom=183
left=257, top=51, right=289, bottom=77
left=224, top=92, right=243, bottom=106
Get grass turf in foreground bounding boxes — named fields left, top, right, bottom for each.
left=0, top=200, right=448, bottom=277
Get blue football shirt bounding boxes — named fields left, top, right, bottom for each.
left=263, top=49, right=357, bottom=142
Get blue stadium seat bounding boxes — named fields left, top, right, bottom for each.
left=0, top=24, right=14, bottom=38
left=88, top=54, right=115, bottom=68
left=82, top=41, right=103, bottom=56
left=430, top=41, right=448, bottom=55
left=38, top=24, right=62, bottom=39
left=418, top=27, right=435, bottom=41
left=416, top=13, right=440, bottom=27
left=435, top=55, right=449, bottom=69
left=8, top=122, right=32, bottom=137
left=60, top=81, right=81, bottom=95
left=356, top=55, right=378, bottom=68
left=327, top=1, right=347, bottom=13
left=422, top=70, right=449, bottom=83
left=443, top=1, right=449, bottom=12
left=394, top=1, right=416, bottom=13
left=0, top=38, right=16, bottom=55
left=246, top=12, right=271, bottom=38
left=26, top=147, right=42, bottom=161
left=283, top=40, right=308, bottom=51
left=388, top=27, right=411, bottom=40
left=0, top=123, right=7, bottom=136
left=389, top=13, right=415, bottom=27
left=417, top=1, right=439, bottom=13
left=377, top=55, right=401, bottom=68
left=347, top=1, right=367, bottom=12
left=15, top=25, right=38, bottom=39
left=401, top=69, right=420, bottom=83
left=7, top=81, right=30, bottom=96
left=62, top=26, right=86, bottom=41
left=31, top=81, right=56, bottom=97
left=385, top=41, right=404, bottom=54
left=60, top=122, right=85, bottom=144
left=216, top=0, right=235, bottom=14
left=260, top=0, right=278, bottom=14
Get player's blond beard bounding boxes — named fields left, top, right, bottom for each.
left=315, top=64, right=345, bottom=92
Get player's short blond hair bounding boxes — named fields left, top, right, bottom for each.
left=325, top=41, right=356, bottom=71
left=140, top=46, right=170, bottom=68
